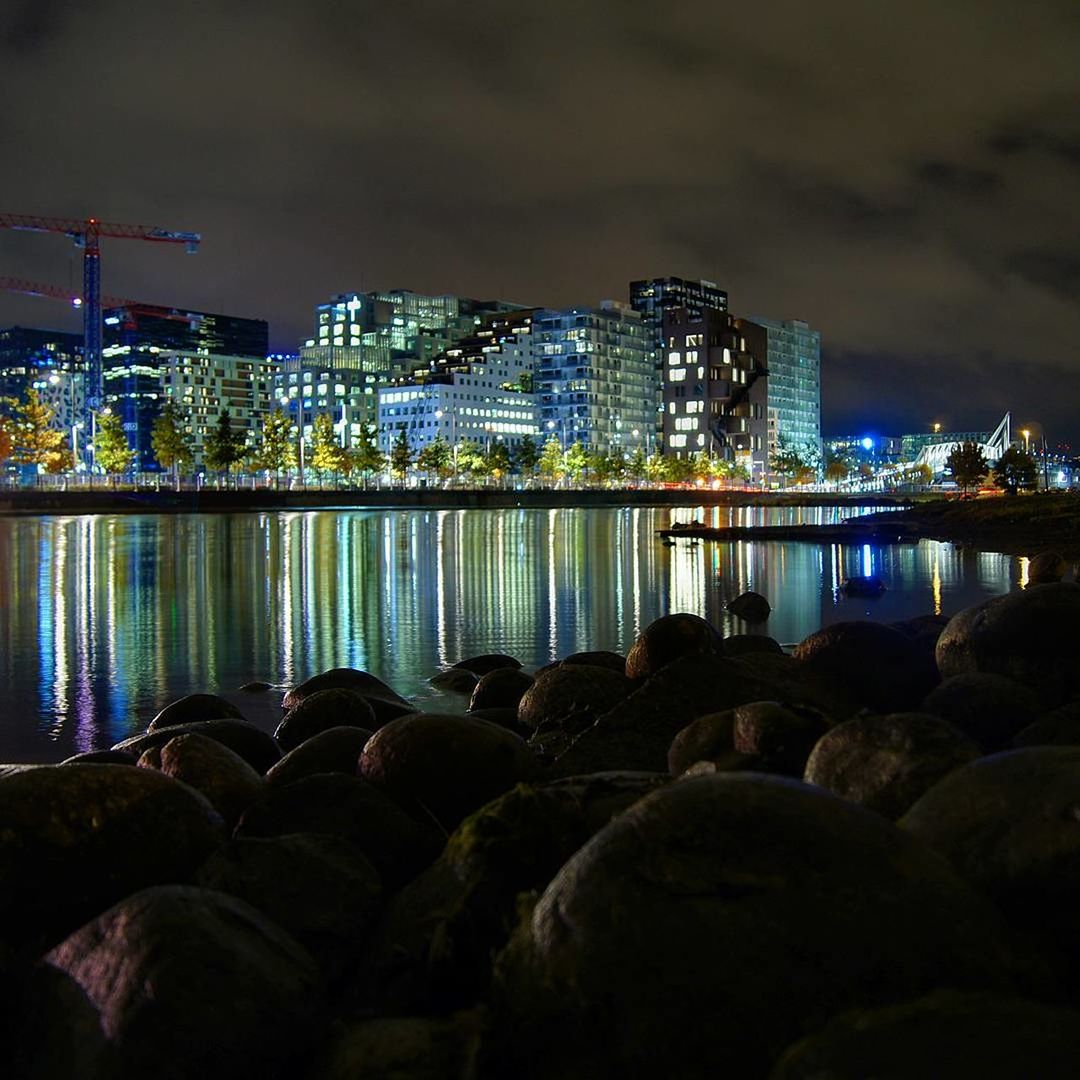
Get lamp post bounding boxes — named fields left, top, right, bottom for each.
left=1022, top=428, right=1030, bottom=455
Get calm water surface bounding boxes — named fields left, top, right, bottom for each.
left=0, top=505, right=1025, bottom=762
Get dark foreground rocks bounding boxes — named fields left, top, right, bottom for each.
left=8, top=591, right=1080, bottom=1078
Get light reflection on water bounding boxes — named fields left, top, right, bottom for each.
left=0, top=506, right=1021, bottom=762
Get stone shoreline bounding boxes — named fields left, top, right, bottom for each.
left=5, top=579, right=1080, bottom=1077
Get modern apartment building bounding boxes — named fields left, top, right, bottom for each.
left=750, top=317, right=821, bottom=460
left=0, top=325, right=83, bottom=405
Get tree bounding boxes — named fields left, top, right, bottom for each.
left=564, top=441, right=588, bottom=485
left=204, top=408, right=248, bottom=481
left=945, top=441, right=989, bottom=494
left=486, top=441, right=512, bottom=485
left=824, top=453, right=849, bottom=487
left=417, top=434, right=453, bottom=481
left=0, top=417, right=13, bottom=466
left=993, top=446, right=1037, bottom=495
left=151, top=400, right=192, bottom=484
left=351, top=423, right=386, bottom=486
left=456, top=441, right=486, bottom=483
left=769, top=433, right=806, bottom=487
left=627, top=447, right=647, bottom=484
left=10, top=389, right=70, bottom=475
left=255, top=407, right=295, bottom=487
left=310, top=412, right=346, bottom=482
left=389, top=428, right=413, bottom=484
left=512, top=434, right=540, bottom=478
left=93, top=410, right=135, bottom=482
left=538, top=435, right=565, bottom=485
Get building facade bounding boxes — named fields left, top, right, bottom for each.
left=750, top=317, right=821, bottom=461
left=0, top=325, right=83, bottom=407
left=660, top=308, right=769, bottom=478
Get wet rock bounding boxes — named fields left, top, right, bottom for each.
left=841, top=575, right=886, bottom=597
left=428, top=668, right=479, bottom=694
left=469, top=668, right=534, bottom=712
left=625, top=613, right=722, bottom=680
left=770, top=991, right=1080, bottom=1080
left=195, top=834, right=381, bottom=978
left=452, top=654, right=522, bottom=676
left=935, top=583, right=1080, bottom=706
left=236, top=773, right=442, bottom=890
left=144, top=732, right=265, bottom=829
left=264, top=726, right=372, bottom=787
left=900, top=747, right=1080, bottom=982
left=561, top=650, right=627, bottom=673
left=733, top=701, right=831, bottom=777
left=283, top=668, right=414, bottom=726
left=1013, top=700, right=1080, bottom=747
left=46, top=885, right=323, bottom=1080
left=554, top=653, right=852, bottom=777
left=147, top=692, right=245, bottom=730
left=113, top=718, right=281, bottom=774
left=922, top=673, right=1041, bottom=751
left=465, top=706, right=526, bottom=733
left=484, top=774, right=1018, bottom=1079
left=794, top=620, right=937, bottom=712
left=1028, top=550, right=1068, bottom=585
left=518, top=665, right=633, bottom=735
left=274, top=689, right=377, bottom=752
left=727, top=591, right=772, bottom=621
left=61, top=749, right=138, bottom=766
left=239, top=680, right=272, bottom=692
left=359, top=713, right=541, bottom=832
left=367, top=772, right=668, bottom=1011
left=0, top=764, right=223, bottom=951
left=667, top=711, right=736, bottom=775
left=805, top=713, right=980, bottom=820
left=721, top=634, right=784, bottom=657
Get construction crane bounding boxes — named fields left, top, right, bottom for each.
left=0, top=214, right=200, bottom=416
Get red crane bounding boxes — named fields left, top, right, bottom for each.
left=0, top=214, right=200, bottom=415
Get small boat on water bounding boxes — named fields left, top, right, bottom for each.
left=841, top=575, right=887, bottom=597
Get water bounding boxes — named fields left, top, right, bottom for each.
left=0, top=505, right=1024, bottom=762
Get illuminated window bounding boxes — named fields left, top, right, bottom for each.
left=667, top=352, right=681, bottom=366
left=669, top=368, right=686, bottom=382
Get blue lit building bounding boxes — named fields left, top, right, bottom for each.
left=749, top=316, right=821, bottom=462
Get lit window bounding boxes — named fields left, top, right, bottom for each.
left=668, top=352, right=681, bottom=366
left=669, top=368, right=686, bottom=382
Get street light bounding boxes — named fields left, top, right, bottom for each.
left=1022, top=428, right=1030, bottom=454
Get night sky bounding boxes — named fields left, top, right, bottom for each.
left=2, top=0, right=1078, bottom=446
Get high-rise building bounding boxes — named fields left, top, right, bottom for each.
left=534, top=302, right=654, bottom=454
left=0, top=325, right=83, bottom=405
left=750, top=317, right=821, bottom=461
left=661, top=307, right=769, bottom=478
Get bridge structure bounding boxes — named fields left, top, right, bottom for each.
left=914, top=413, right=1012, bottom=477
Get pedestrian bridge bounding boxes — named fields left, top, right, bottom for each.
left=915, top=413, right=1012, bottom=476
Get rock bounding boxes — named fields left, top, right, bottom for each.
left=727, top=591, right=772, bottom=621
left=0, top=765, right=223, bottom=951
left=113, top=718, right=281, bottom=774
left=804, top=713, right=980, bottom=820
left=517, top=665, right=634, bottom=735
left=145, top=732, right=265, bottom=829
left=282, top=668, right=414, bottom=726
left=1028, top=550, right=1068, bottom=585
left=483, top=775, right=1018, bottom=1079
left=667, top=711, right=736, bottom=775
left=359, top=713, right=541, bottom=832
left=732, top=701, right=831, bottom=777
left=195, top=834, right=381, bottom=978
left=452, top=654, right=522, bottom=676
left=625, top=613, right=722, bottom=679
left=554, top=653, right=853, bottom=777
left=274, top=689, right=377, bottom=752
left=465, top=707, right=528, bottom=736
left=264, top=726, right=372, bottom=787
left=922, top=673, right=1041, bottom=751
left=147, top=692, right=245, bottom=730
left=1013, top=700, right=1080, bottom=747
left=794, top=620, right=937, bottom=712
left=60, top=749, right=138, bottom=766
left=367, top=772, right=669, bottom=1012
left=239, top=681, right=272, bottom=692
left=935, top=583, right=1080, bottom=706
left=235, top=772, right=442, bottom=889
left=469, top=668, right=535, bottom=712
left=770, top=991, right=1080, bottom=1080
left=560, top=650, right=627, bottom=673
left=841, top=575, right=886, bottom=597
left=428, top=668, right=479, bottom=694
left=721, top=634, right=784, bottom=657
left=900, top=747, right=1080, bottom=984
left=46, top=885, right=323, bottom=1080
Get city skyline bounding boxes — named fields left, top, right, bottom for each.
left=2, top=1, right=1078, bottom=443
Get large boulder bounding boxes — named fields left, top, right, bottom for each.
left=46, top=885, right=323, bottom=1080
left=359, top=713, right=541, bottom=832
left=235, top=772, right=442, bottom=890
left=921, top=673, right=1041, bottom=751
left=113, top=718, right=281, bottom=774
left=518, top=665, right=634, bottom=735
left=794, top=620, right=938, bottom=712
left=452, top=654, right=522, bottom=677
left=770, top=991, right=1080, bottom=1080
left=560, top=650, right=627, bottom=673
left=935, top=583, right=1080, bottom=705
left=1027, top=550, right=1068, bottom=585
left=900, top=747, right=1080, bottom=985
left=733, top=701, right=831, bottom=777
left=804, top=713, right=980, bottom=820
left=484, top=775, right=1019, bottom=1079
left=0, top=764, right=223, bottom=951
left=624, top=613, right=722, bottom=680
left=140, top=732, right=264, bottom=829
left=428, top=668, right=479, bottom=694
left=667, top=711, right=736, bottom=776
left=264, top=726, right=372, bottom=787
left=1013, top=700, right=1080, bottom=748
left=283, top=668, right=414, bottom=726
left=469, top=668, right=535, bottom=713
left=147, top=693, right=244, bottom=730
left=195, top=834, right=381, bottom=978
left=274, top=689, right=376, bottom=752
left=727, top=591, right=771, bottom=622
left=721, top=634, right=785, bottom=658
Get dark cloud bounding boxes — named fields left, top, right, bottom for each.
left=2, top=0, right=1080, bottom=443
